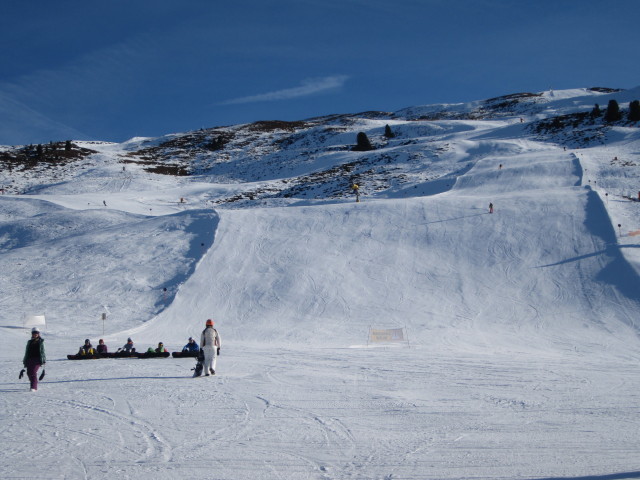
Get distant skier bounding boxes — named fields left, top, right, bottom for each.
left=200, top=319, right=221, bottom=376
left=96, top=339, right=108, bottom=354
left=23, top=327, right=46, bottom=392
left=489, top=202, right=494, bottom=214
left=352, top=183, right=360, bottom=203
left=78, top=339, right=96, bottom=355
left=182, top=337, right=199, bottom=353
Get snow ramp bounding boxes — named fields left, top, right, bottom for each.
left=125, top=167, right=640, bottom=354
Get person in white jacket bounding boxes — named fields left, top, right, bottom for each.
left=200, top=319, right=221, bottom=376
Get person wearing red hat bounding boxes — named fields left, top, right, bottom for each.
left=200, top=319, right=221, bottom=376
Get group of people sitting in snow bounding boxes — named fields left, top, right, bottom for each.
left=77, top=336, right=203, bottom=355
left=77, top=338, right=108, bottom=355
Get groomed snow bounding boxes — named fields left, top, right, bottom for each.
left=1, top=88, right=639, bottom=479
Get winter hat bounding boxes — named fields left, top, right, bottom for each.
left=206, top=319, right=214, bottom=326
left=85, top=339, right=90, bottom=343
left=31, top=327, right=40, bottom=333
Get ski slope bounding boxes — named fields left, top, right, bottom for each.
left=1, top=88, right=640, bottom=479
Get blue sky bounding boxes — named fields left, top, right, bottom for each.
left=1, top=0, right=639, bottom=145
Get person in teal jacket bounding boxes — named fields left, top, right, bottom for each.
left=23, top=327, right=46, bottom=392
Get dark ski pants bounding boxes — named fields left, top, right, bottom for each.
left=26, top=359, right=41, bottom=390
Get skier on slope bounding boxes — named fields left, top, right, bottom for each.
left=23, top=327, right=46, bottom=392
left=200, top=319, right=221, bottom=376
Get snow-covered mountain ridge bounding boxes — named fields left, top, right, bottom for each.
left=1, top=86, right=638, bottom=204
left=0, top=85, right=638, bottom=341
left=2, top=86, right=640, bottom=479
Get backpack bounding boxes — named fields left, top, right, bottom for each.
left=202, top=328, right=218, bottom=347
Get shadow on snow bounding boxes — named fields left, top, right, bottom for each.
left=525, top=471, right=640, bottom=480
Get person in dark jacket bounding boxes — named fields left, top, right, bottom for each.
left=155, top=342, right=167, bottom=353
left=23, top=327, right=46, bottom=392
left=182, top=337, right=199, bottom=352
left=78, top=339, right=96, bottom=355
left=96, top=339, right=108, bottom=354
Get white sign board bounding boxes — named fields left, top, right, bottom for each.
left=24, top=315, right=46, bottom=328
left=367, top=327, right=409, bottom=346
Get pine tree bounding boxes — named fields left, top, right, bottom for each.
left=384, top=124, right=395, bottom=138
left=604, top=99, right=621, bottom=122
left=352, top=132, right=374, bottom=151
left=628, top=100, right=640, bottom=122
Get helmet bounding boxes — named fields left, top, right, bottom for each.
left=206, top=319, right=214, bottom=327
left=85, top=339, right=90, bottom=343
left=31, top=327, right=40, bottom=334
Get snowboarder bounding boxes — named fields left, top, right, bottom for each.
left=118, top=338, right=136, bottom=353
left=155, top=342, right=167, bottom=353
left=489, top=202, right=494, bottom=214
left=200, top=319, right=221, bottom=376
left=78, top=339, right=96, bottom=355
left=182, top=337, right=199, bottom=353
left=96, top=339, right=108, bottom=354
left=23, top=327, right=46, bottom=392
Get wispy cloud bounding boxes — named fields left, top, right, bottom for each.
left=220, top=75, right=349, bottom=105
left=0, top=91, right=90, bottom=145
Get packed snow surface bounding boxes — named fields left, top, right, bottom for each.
left=1, top=88, right=639, bottom=479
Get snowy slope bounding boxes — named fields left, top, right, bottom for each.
left=1, top=87, right=639, bottom=479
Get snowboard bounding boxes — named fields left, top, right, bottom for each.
left=112, top=350, right=137, bottom=358
left=67, top=353, right=106, bottom=360
left=172, top=351, right=199, bottom=358
left=192, top=350, right=205, bottom=377
left=135, top=351, right=170, bottom=359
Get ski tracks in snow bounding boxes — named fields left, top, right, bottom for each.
left=0, top=388, right=173, bottom=478
left=54, top=394, right=172, bottom=469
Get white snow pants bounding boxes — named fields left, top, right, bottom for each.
left=202, top=346, right=217, bottom=374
